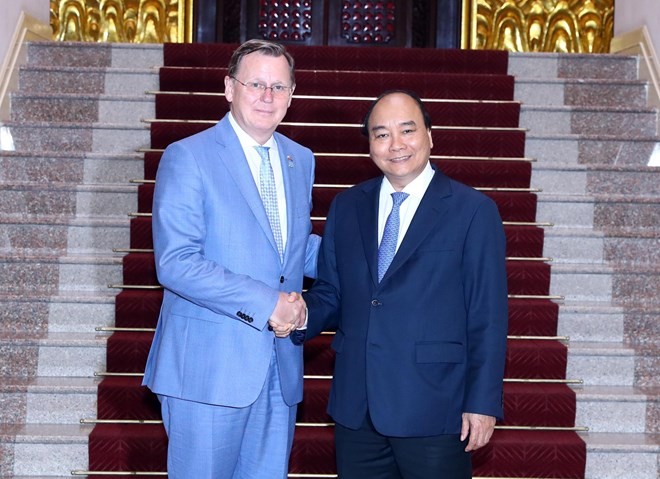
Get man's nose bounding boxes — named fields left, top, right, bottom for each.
left=260, top=87, right=275, bottom=102
left=389, top=134, right=405, bottom=150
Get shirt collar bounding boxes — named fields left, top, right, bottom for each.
left=229, top=112, right=275, bottom=150
left=380, top=161, right=435, bottom=198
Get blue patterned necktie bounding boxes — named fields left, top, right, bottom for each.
left=378, top=191, right=409, bottom=282
left=255, top=146, right=284, bottom=260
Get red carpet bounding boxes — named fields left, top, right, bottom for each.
left=160, top=68, right=515, bottom=99
left=89, top=43, right=586, bottom=477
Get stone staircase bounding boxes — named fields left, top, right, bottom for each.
left=510, top=52, right=660, bottom=479
left=0, top=42, right=658, bottom=479
left=0, top=42, right=160, bottom=478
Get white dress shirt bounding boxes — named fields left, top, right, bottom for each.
left=377, top=162, right=435, bottom=252
left=229, top=113, right=288, bottom=249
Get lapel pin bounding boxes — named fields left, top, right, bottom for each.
left=287, top=155, right=294, bottom=168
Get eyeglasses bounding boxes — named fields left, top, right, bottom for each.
left=231, top=77, right=293, bottom=97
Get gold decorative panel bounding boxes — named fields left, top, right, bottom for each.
left=50, top=0, right=192, bottom=43
left=464, top=0, right=614, bottom=53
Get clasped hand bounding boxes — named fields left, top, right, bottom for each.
left=268, top=292, right=306, bottom=338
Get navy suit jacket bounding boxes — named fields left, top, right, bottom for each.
left=304, top=169, right=508, bottom=437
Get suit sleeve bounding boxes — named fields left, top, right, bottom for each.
left=152, top=142, right=279, bottom=331
left=303, top=198, right=341, bottom=339
left=462, top=197, right=509, bottom=419
left=303, top=148, right=321, bottom=278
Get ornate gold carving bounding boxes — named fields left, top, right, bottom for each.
left=469, top=0, right=614, bottom=53
left=50, top=0, right=192, bottom=43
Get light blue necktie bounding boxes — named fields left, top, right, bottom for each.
left=378, top=192, right=409, bottom=282
left=255, top=146, right=284, bottom=260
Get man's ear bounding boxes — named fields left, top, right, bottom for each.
left=224, top=76, right=234, bottom=102
left=286, top=85, right=295, bottom=108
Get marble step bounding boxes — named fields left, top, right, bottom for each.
left=0, top=291, right=117, bottom=335
left=0, top=423, right=91, bottom=477
left=575, top=385, right=660, bottom=434
left=0, top=377, right=98, bottom=424
left=570, top=106, right=657, bottom=137
left=2, top=428, right=658, bottom=478
left=10, top=92, right=154, bottom=125
left=520, top=104, right=658, bottom=136
left=550, top=261, right=660, bottom=303
left=585, top=164, right=660, bottom=196
left=1, top=331, right=651, bottom=387
left=610, top=264, right=660, bottom=305
left=0, top=214, right=131, bottom=255
left=0, top=253, right=123, bottom=294
left=21, top=60, right=645, bottom=108
left=514, top=77, right=649, bottom=108
left=0, top=332, right=106, bottom=378
left=46, top=292, right=118, bottom=334
left=508, top=52, right=639, bottom=81
left=0, top=151, right=143, bottom=184
left=529, top=162, right=660, bottom=197
left=531, top=163, right=588, bottom=195
left=536, top=192, right=660, bottom=229
left=543, top=227, right=605, bottom=263
left=1, top=382, right=656, bottom=438
left=0, top=182, right=137, bottom=216
left=19, top=64, right=159, bottom=96
left=12, top=91, right=654, bottom=137
left=0, top=293, right=51, bottom=335
left=550, top=262, right=615, bottom=302
left=27, top=41, right=163, bottom=70
left=543, top=226, right=660, bottom=265
left=558, top=300, right=660, bottom=346
left=526, top=132, right=658, bottom=166
left=15, top=67, right=649, bottom=112
left=560, top=78, right=648, bottom=108
left=536, top=193, right=597, bottom=228
left=558, top=301, right=625, bottom=342
left=4, top=381, right=655, bottom=434
left=621, top=304, right=660, bottom=345
left=56, top=253, right=124, bottom=293
left=1, top=332, right=653, bottom=387
left=27, top=44, right=636, bottom=83
left=567, top=342, right=660, bottom=388
left=582, top=432, right=660, bottom=479
left=1, top=120, right=150, bottom=154
left=593, top=194, right=660, bottom=230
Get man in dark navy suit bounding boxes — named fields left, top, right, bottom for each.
left=301, top=90, right=509, bottom=478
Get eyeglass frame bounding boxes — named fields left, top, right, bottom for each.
left=231, top=77, right=294, bottom=97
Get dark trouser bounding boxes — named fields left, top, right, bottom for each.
left=335, top=414, right=472, bottom=479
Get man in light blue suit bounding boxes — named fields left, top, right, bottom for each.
left=143, top=39, right=320, bottom=478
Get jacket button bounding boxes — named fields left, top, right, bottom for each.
left=280, top=276, right=285, bottom=283
left=371, top=299, right=381, bottom=307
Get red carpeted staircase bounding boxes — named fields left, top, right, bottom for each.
left=89, top=43, right=587, bottom=478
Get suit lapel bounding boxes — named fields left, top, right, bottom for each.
left=357, top=179, right=381, bottom=287
left=379, top=171, right=453, bottom=283
left=214, top=118, right=280, bottom=257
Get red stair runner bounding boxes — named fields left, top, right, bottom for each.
left=89, top=43, right=586, bottom=478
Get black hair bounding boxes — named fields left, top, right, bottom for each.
left=360, top=89, right=432, bottom=136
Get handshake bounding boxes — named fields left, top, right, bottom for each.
left=268, top=291, right=306, bottom=338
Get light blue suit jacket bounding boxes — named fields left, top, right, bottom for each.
left=143, top=113, right=320, bottom=407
